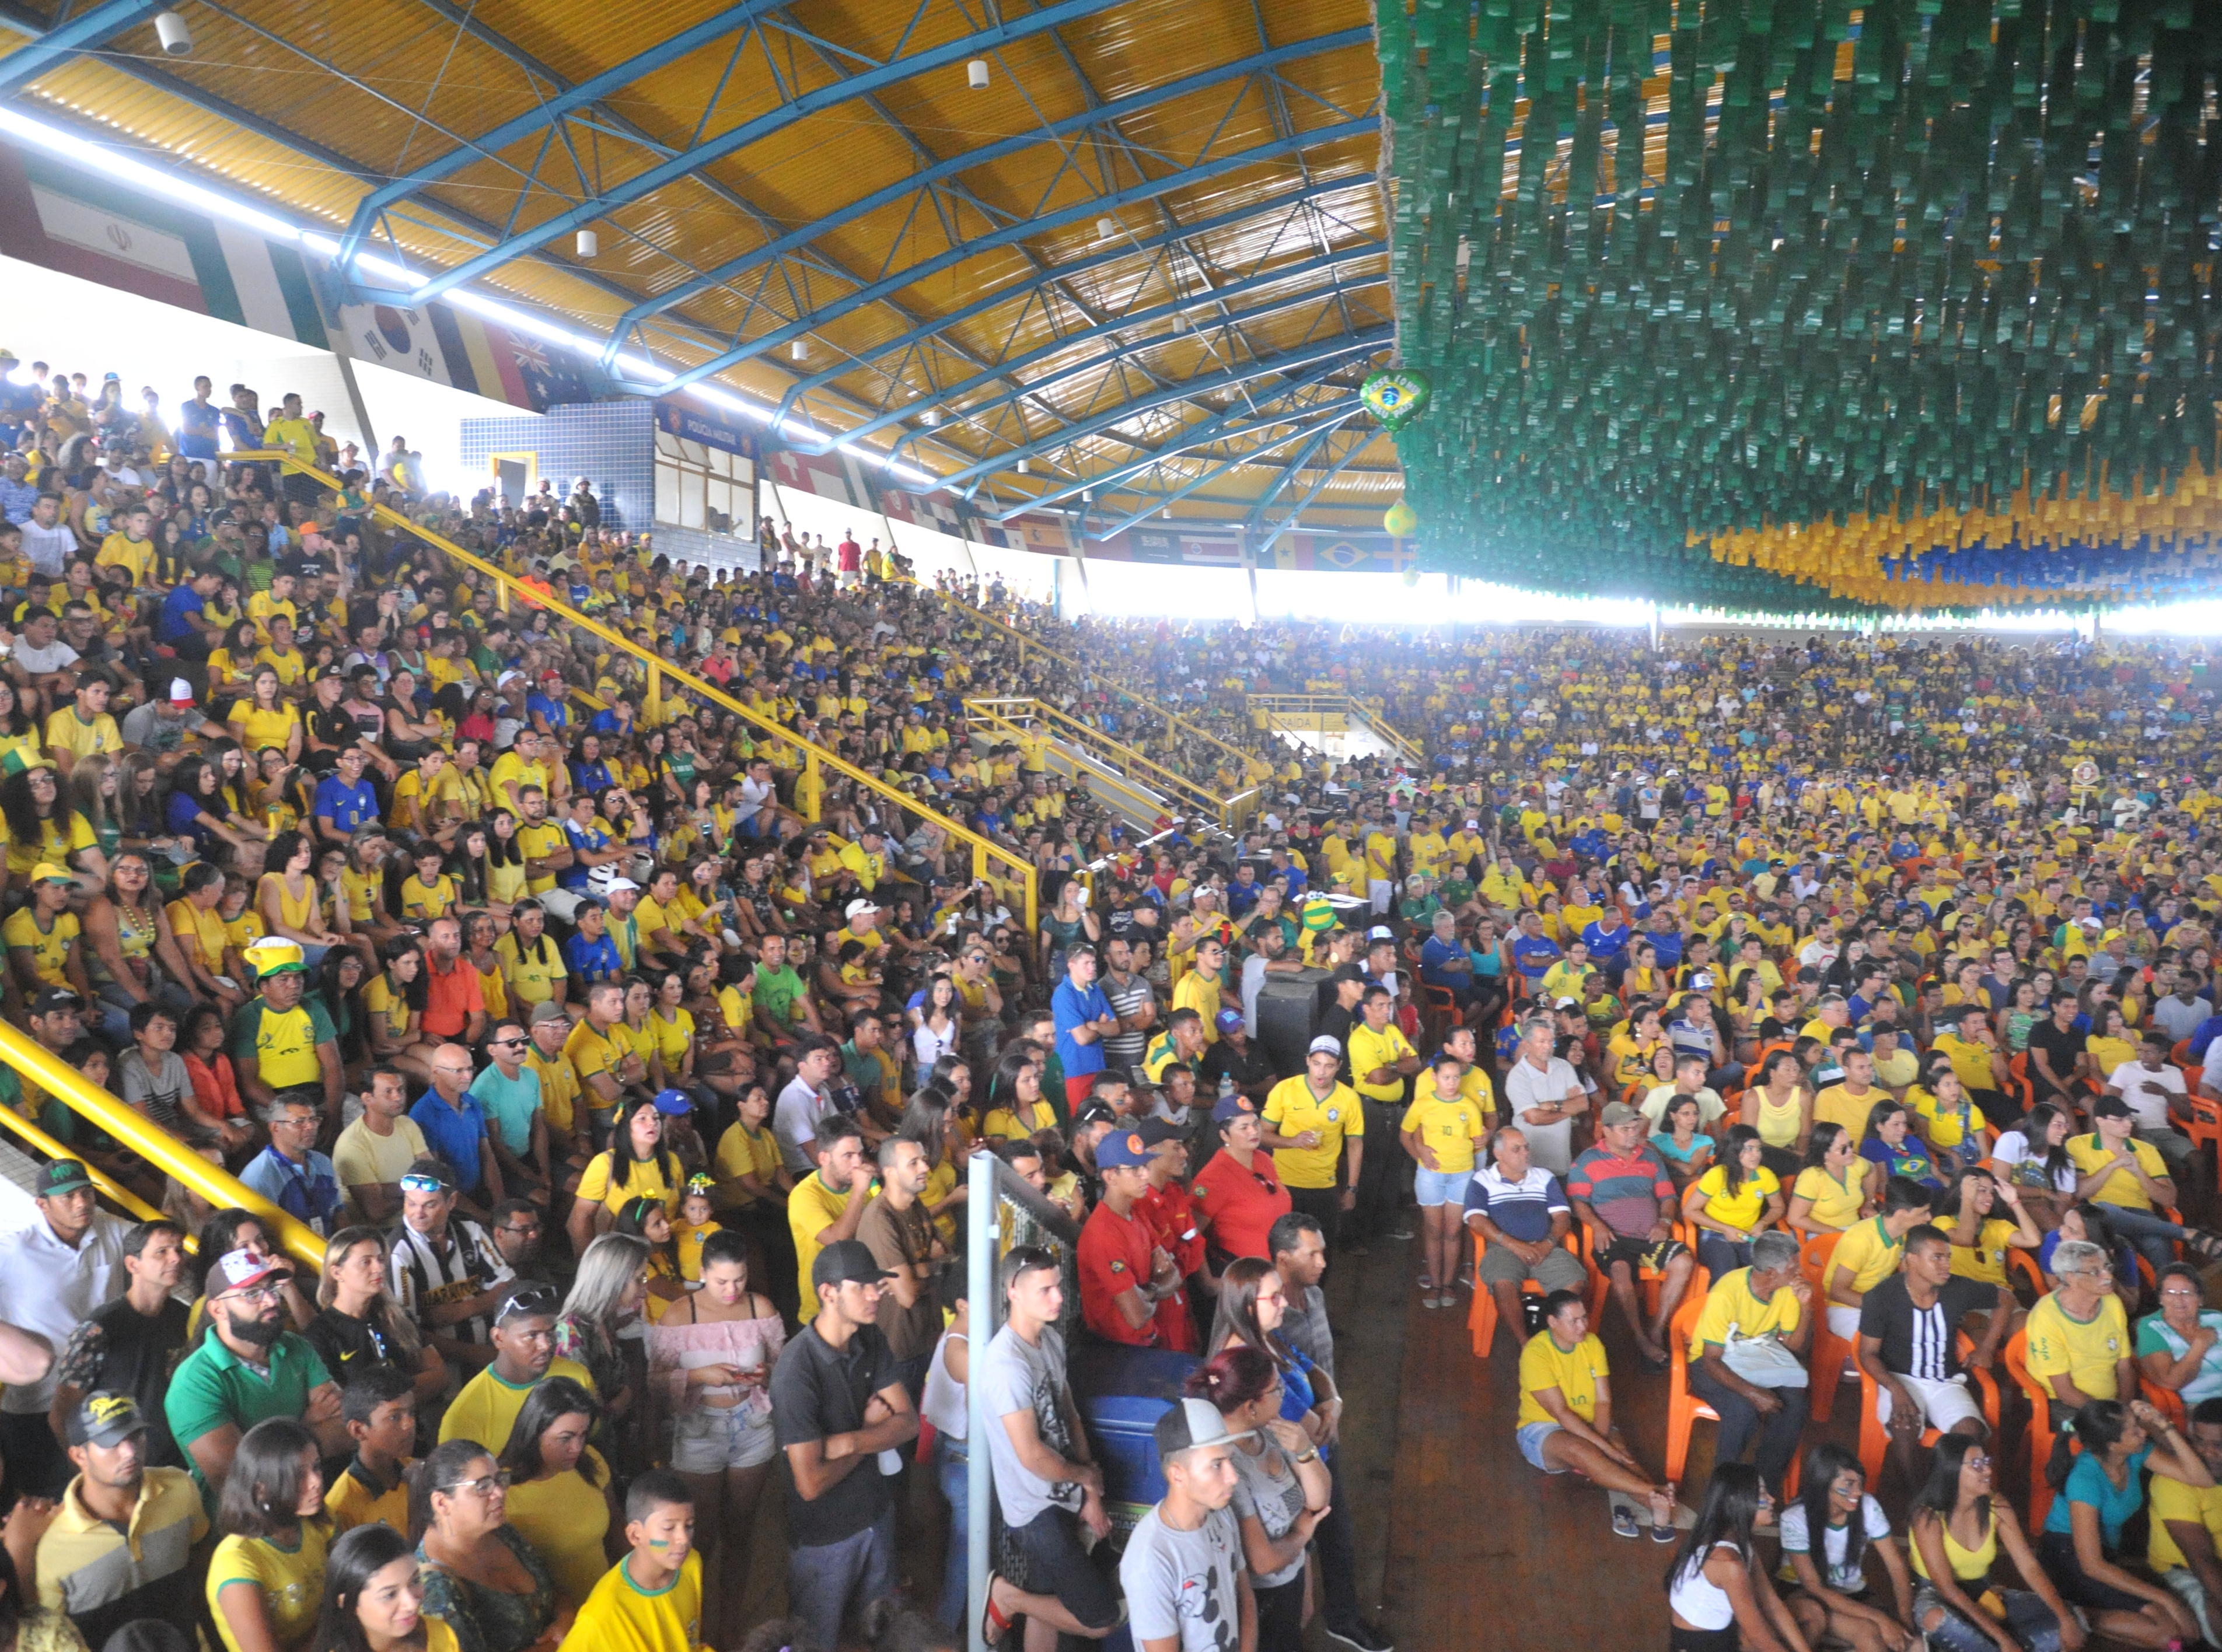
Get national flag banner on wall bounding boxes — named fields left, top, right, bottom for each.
left=769, top=449, right=866, bottom=508
left=1267, top=533, right=1416, bottom=573
left=324, top=294, right=610, bottom=413
left=1090, top=526, right=1246, bottom=565
left=1007, top=514, right=1075, bottom=556
left=0, top=135, right=327, bottom=345
left=878, top=487, right=964, bottom=538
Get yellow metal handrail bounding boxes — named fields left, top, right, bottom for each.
left=965, top=696, right=1222, bottom=818
left=1351, top=696, right=1423, bottom=762
left=239, top=456, right=1038, bottom=930
left=0, top=1021, right=325, bottom=1270
left=963, top=699, right=1184, bottom=828
left=0, top=1094, right=167, bottom=1225
left=918, top=585, right=1269, bottom=785
left=1248, top=692, right=1421, bottom=764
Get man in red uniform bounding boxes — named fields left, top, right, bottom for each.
left=1075, top=1128, right=1179, bottom=1346
left=1135, top=1118, right=1203, bottom=1353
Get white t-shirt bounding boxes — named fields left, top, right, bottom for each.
left=1778, top=1495, right=1891, bottom=1592
left=12, top=636, right=78, bottom=675
left=1120, top=1502, right=1246, bottom=1651
left=1990, top=1129, right=2077, bottom=1194
left=2108, top=1059, right=2187, bottom=1133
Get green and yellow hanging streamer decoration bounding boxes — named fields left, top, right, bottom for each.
left=1374, top=0, right=2222, bottom=613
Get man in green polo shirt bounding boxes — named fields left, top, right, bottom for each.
left=163, top=1248, right=344, bottom=1503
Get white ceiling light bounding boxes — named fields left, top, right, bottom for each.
left=967, top=59, right=990, bottom=89
left=1096, top=216, right=1118, bottom=239
left=791, top=340, right=808, bottom=362
left=1016, top=459, right=1029, bottom=473
left=153, top=10, right=192, bottom=54
left=575, top=229, right=598, bottom=258
left=919, top=407, right=940, bottom=426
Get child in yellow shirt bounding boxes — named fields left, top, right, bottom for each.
left=673, top=1177, right=723, bottom=1283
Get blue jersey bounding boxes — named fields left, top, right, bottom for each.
left=565, top=932, right=621, bottom=985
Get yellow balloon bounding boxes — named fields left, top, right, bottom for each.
left=1383, top=501, right=1418, bottom=536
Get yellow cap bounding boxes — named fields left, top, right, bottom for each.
left=28, top=862, right=70, bottom=884
left=243, top=937, right=307, bottom=977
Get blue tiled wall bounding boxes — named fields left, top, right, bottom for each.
left=459, top=401, right=654, bottom=532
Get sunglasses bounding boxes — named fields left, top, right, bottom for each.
left=497, top=1284, right=560, bottom=1324
left=399, top=1174, right=452, bottom=1194
left=488, top=1036, right=527, bottom=1049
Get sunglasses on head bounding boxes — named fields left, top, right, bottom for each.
left=399, top=1173, right=450, bottom=1194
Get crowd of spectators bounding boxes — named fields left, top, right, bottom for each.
left=6, top=353, right=2222, bottom=1651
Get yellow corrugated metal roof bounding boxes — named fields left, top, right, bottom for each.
left=0, top=0, right=1395, bottom=527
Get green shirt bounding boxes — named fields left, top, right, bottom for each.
left=164, top=1331, right=331, bottom=1502
left=226, top=996, right=339, bottom=1091
left=754, top=964, right=807, bottom=1028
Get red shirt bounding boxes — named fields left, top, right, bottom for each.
left=422, top=950, right=485, bottom=1038
left=1138, top=1180, right=1202, bottom=1353
left=1190, top=1147, right=1292, bottom=1262
left=1077, top=1199, right=1158, bottom=1348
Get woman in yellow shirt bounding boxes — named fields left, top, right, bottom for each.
left=257, top=831, right=344, bottom=960
left=1940, top=1166, right=2042, bottom=1293
left=227, top=664, right=303, bottom=765
left=365, top=936, right=435, bottom=1085
left=207, top=619, right=261, bottom=696
left=1785, top=1124, right=1874, bottom=1234
left=1683, top=1124, right=1785, bottom=1279
left=1402, top=1051, right=1489, bottom=1311
left=308, top=1524, right=462, bottom=1652
left=0, top=680, right=41, bottom=773
left=646, top=968, right=696, bottom=1091
left=207, top=1418, right=333, bottom=1652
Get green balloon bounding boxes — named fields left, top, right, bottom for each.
left=1361, top=369, right=1433, bottom=431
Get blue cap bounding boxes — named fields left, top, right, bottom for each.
left=1094, top=1128, right=1152, bottom=1168
left=1211, top=1094, right=1258, bottom=1125
left=652, top=1087, right=693, bottom=1115
left=1214, top=1007, right=1244, bottom=1034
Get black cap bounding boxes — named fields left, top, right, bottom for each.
left=67, top=1391, right=147, bottom=1447
left=812, top=1238, right=896, bottom=1291
left=36, top=1158, right=92, bottom=1198
left=1134, top=1118, right=1187, bottom=1147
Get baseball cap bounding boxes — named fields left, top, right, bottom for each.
left=169, top=678, right=194, bottom=705
left=528, top=1001, right=567, bottom=1026
left=1214, top=1009, right=1245, bottom=1035
left=210, top=1247, right=289, bottom=1297
left=1368, top=925, right=1396, bottom=943
left=35, top=1158, right=92, bottom=1198
left=844, top=898, right=881, bottom=921
left=243, top=937, right=307, bottom=977
left=1553, top=996, right=1580, bottom=1010
left=1690, top=971, right=1716, bottom=989
left=1307, top=1034, right=1342, bottom=1057
left=603, top=877, right=640, bottom=895
left=812, top=1238, right=896, bottom=1292
left=28, top=862, right=71, bottom=885
left=1154, top=1395, right=1252, bottom=1458
left=1599, top=1101, right=1643, bottom=1128
left=1211, top=1093, right=1257, bottom=1124
left=30, top=987, right=82, bottom=1017
left=1095, top=1128, right=1152, bottom=1169
left=67, top=1391, right=149, bottom=1448
left=1134, top=1118, right=1187, bottom=1147
left=652, top=1087, right=694, bottom=1116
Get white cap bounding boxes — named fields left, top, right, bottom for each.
left=845, top=898, right=881, bottom=921
left=604, top=877, right=639, bottom=894
left=1307, top=1035, right=1341, bottom=1056
left=168, top=678, right=193, bottom=705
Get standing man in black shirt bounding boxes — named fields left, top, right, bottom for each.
left=46, top=1219, right=191, bottom=1468
left=770, top=1239, right=916, bottom=1652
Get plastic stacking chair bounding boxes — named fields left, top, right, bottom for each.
left=1467, top=1229, right=1583, bottom=1358
left=2141, top=1378, right=2188, bottom=1431
left=1582, top=1220, right=1690, bottom=1328
left=1663, top=1271, right=1802, bottom=1496
left=1854, top=1331, right=2002, bottom=1486
left=1799, top=1229, right=1855, bottom=1424
left=2003, top=1327, right=2066, bottom=1529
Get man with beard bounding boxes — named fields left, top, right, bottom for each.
left=163, top=1247, right=344, bottom=1500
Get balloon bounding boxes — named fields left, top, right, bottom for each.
left=1361, top=369, right=1434, bottom=432
left=1383, top=501, right=1419, bottom=537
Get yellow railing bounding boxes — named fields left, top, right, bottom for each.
left=240, top=456, right=1038, bottom=931
left=965, top=696, right=1224, bottom=822
left=1249, top=692, right=1421, bottom=764
left=917, top=584, right=1270, bottom=788
left=0, top=1021, right=326, bottom=1271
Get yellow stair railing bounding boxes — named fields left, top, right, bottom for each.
left=0, top=1020, right=326, bottom=1270
left=239, top=456, right=1038, bottom=931
left=915, top=584, right=1271, bottom=796
left=964, top=696, right=1233, bottom=826
left=1249, top=692, right=1421, bottom=765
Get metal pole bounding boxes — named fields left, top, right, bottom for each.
left=966, top=1147, right=995, bottom=1652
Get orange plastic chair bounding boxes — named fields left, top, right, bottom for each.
left=2002, top=1327, right=2065, bottom=1529
left=1581, top=1219, right=1689, bottom=1328
left=1800, top=1229, right=1854, bottom=1423
left=2190, top=1095, right=2222, bottom=1174
left=2142, top=1377, right=2188, bottom=1431
left=1854, top=1331, right=2003, bottom=1486
left=1467, top=1229, right=1582, bottom=1359
left=1662, top=1269, right=1803, bottom=1495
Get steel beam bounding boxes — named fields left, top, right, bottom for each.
left=1252, top=429, right=1371, bottom=555
left=1242, top=415, right=1347, bottom=528
left=610, top=28, right=1372, bottom=352
left=936, top=326, right=1385, bottom=488
left=335, top=1, right=784, bottom=273
left=648, top=119, right=1376, bottom=399
left=399, top=0, right=1132, bottom=304
left=0, top=0, right=155, bottom=93
left=1087, top=408, right=1353, bottom=538
left=781, top=242, right=1383, bottom=450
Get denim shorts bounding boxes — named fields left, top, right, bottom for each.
left=1414, top=1167, right=1472, bottom=1206
left=671, top=1402, right=778, bottom=1471
left=1517, top=1420, right=1565, bottom=1472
